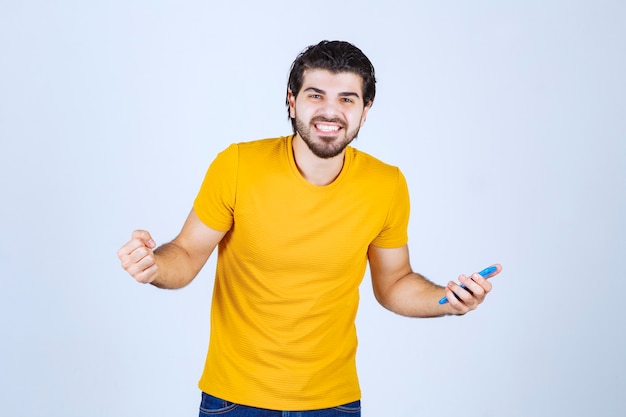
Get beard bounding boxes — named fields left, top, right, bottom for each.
left=295, top=115, right=362, bottom=159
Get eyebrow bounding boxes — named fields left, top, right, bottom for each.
left=303, top=87, right=361, bottom=99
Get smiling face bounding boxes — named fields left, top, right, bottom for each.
left=288, top=69, right=371, bottom=159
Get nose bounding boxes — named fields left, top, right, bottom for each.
left=319, top=99, right=342, bottom=119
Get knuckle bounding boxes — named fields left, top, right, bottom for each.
left=145, top=255, right=156, bottom=266
left=472, top=285, right=485, bottom=297
left=135, top=266, right=157, bottom=284
left=132, top=229, right=151, bottom=241
left=139, top=251, right=155, bottom=265
left=135, top=275, right=151, bottom=284
left=120, top=259, right=131, bottom=270
left=131, top=247, right=145, bottom=260
left=132, top=246, right=152, bottom=262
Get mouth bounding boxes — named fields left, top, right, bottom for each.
left=315, top=123, right=341, bottom=133
left=312, top=118, right=345, bottom=136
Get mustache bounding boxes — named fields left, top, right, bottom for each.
left=311, top=116, right=346, bottom=128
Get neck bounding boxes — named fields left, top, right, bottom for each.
left=292, top=134, right=345, bottom=186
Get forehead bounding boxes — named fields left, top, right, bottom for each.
left=300, top=69, right=364, bottom=97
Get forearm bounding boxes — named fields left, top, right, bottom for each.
left=376, top=272, right=454, bottom=318
left=151, top=241, right=201, bottom=289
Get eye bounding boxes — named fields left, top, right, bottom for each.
left=341, top=97, right=355, bottom=104
left=309, top=94, right=322, bottom=100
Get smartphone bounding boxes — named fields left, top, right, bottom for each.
left=438, top=265, right=497, bottom=304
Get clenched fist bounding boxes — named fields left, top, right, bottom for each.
left=117, top=230, right=158, bottom=284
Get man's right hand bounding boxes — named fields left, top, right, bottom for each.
left=117, top=230, right=158, bottom=284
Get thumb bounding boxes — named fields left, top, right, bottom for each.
left=132, top=229, right=156, bottom=249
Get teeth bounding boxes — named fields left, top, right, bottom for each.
left=316, top=124, right=340, bottom=132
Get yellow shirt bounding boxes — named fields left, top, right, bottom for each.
left=194, top=135, right=410, bottom=410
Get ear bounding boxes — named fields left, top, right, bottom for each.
left=287, top=89, right=296, bottom=118
left=360, top=101, right=372, bottom=127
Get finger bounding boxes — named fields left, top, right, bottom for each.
left=117, top=236, right=153, bottom=260
left=446, top=280, right=473, bottom=303
left=118, top=239, right=149, bottom=267
left=444, top=285, right=470, bottom=315
left=483, top=263, right=503, bottom=278
left=117, top=238, right=143, bottom=259
left=131, top=230, right=156, bottom=249
left=128, top=245, right=154, bottom=263
left=133, top=263, right=158, bottom=284
left=119, top=243, right=156, bottom=274
left=448, top=277, right=480, bottom=309
left=124, top=251, right=157, bottom=281
left=461, top=274, right=490, bottom=300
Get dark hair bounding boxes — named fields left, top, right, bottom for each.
left=286, top=40, right=376, bottom=132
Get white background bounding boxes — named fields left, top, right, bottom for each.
left=1, top=1, right=624, bottom=416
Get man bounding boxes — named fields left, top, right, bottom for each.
left=118, top=40, right=501, bottom=416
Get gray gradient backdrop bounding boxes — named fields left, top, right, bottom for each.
left=1, top=1, right=624, bottom=416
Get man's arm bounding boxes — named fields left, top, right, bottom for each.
left=368, top=245, right=499, bottom=317
left=117, top=208, right=227, bottom=289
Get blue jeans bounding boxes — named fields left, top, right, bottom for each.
left=199, top=392, right=361, bottom=417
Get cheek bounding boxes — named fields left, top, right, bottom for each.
left=357, top=111, right=369, bottom=127
left=293, top=104, right=314, bottom=121
left=353, top=113, right=366, bottom=127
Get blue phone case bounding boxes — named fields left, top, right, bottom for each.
left=438, top=266, right=497, bottom=305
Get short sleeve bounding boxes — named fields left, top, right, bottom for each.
left=371, top=168, right=410, bottom=248
left=193, top=143, right=238, bottom=232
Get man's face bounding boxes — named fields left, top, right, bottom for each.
left=288, top=69, right=371, bottom=159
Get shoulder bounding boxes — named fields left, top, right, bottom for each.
left=212, top=136, right=289, bottom=166
left=348, top=146, right=405, bottom=183
left=235, top=136, right=289, bottom=154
